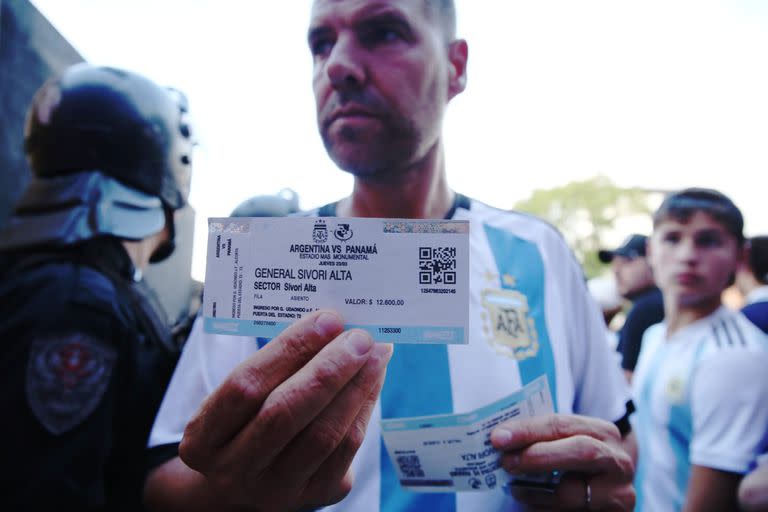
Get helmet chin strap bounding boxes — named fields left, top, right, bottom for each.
left=149, top=240, right=175, bottom=264
left=149, top=209, right=176, bottom=264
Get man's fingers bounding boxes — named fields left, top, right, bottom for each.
left=496, top=414, right=635, bottom=511
left=217, top=329, right=376, bottom=478
left=491, top=414, right=621, bottom=452
left=300, top=344, right=392, bottom=504
left=511, top=471, right=636, bottom=511
left=500, top=435, right=634, bottom=477
left=277, top=343, right=392, bottom=485
left=181, top=311, right=345, bottom=467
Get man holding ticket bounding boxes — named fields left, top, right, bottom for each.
left=145, top=1, right=636, bottom=510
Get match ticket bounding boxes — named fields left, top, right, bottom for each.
left=381, top=376, right=556, bottom=493
left=202, top=216, right=469, bottom=344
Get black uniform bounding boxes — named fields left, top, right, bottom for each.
left=617, top=286, right=665, bottom=372
left=0, top=238, right=178, bottom=511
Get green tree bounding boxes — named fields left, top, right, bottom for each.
left=514, top=175, right=654, bottom=278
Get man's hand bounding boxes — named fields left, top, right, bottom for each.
left=491, top=414, right=635, bottom=511
left=178, top=310, right=392, bottom=511
left=739, top=461, right=768, bottom=512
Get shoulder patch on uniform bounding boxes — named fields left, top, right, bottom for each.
left=26, top=334, right=117, bottom=435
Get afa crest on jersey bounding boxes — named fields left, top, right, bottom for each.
left=481, top=288, right=539, bottom=360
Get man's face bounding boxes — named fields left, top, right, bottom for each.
left=611, top=255, right=653, bottom=298
left=648, top=211, right=741, bottom=309
left=308, top=0, right=466, bottom=178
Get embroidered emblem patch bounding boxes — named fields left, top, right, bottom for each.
left=481, top=288, right=539, bottom=360
left=26, top=334, right=117, bottom=435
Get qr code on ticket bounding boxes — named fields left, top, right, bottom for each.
left=418, top=247, right=457, bottom=285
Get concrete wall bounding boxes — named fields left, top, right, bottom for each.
left=0, top=0, right=84, bottom=227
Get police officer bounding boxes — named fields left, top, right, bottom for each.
left=0, top=63, right=193, bottom=511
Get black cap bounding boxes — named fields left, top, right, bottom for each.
left=598, top=234, right=648, bottom=263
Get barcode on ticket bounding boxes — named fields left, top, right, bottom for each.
left=396, top=453, right=425, bottom=478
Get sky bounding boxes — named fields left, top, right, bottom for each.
left=30, top=0, right=768, bottom=280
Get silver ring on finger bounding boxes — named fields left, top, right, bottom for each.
left=584, top=478, right=592, bottom=509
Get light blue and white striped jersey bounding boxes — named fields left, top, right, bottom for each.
left=631, top=306, right=768, bottom=512
left=150, top=196, right=630, bottom=511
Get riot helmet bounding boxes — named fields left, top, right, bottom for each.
left=25, top=63, right=193, bottom=210
left=1, top=64, right=194, bottom=262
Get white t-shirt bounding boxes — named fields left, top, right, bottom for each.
left=150, top=196, right=631, bottom=511
left=631, top=306, right=768, bottom=512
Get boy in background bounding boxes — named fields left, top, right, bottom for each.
left=632, top=188, right=768, bottom=511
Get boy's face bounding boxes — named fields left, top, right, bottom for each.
left=649, top=210, right=742, bottom=309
